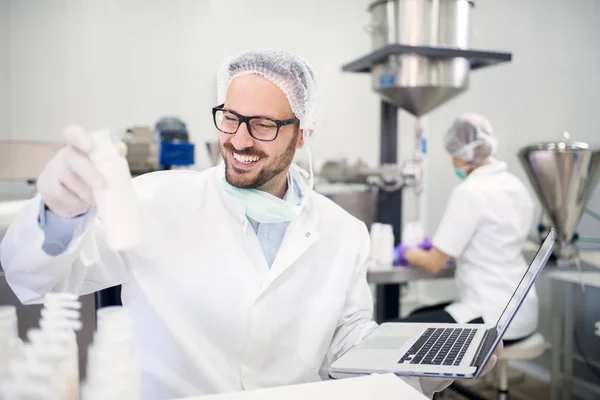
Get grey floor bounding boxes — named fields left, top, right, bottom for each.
left=436, top=367, right=584, bottom=400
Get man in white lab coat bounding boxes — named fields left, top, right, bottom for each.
left=0, top=49, right=496, bottom=399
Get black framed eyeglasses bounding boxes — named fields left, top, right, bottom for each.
left=212, top=104, right=300, bottom=142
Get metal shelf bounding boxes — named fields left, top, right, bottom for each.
left=342, top=44, right=512, bottom=74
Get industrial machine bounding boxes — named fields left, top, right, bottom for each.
left=518, top=134, right=600, bottom=264
left=341, top=0, right=513, bottom=322
left=122, top=117, right=195, bottom=176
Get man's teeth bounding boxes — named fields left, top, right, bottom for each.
left=233, top=153, right=260, bottom=164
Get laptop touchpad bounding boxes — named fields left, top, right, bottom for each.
left=362, top=336, right=411, bottom=350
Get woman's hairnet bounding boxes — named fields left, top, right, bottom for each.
left=444, top=113, right=498, bottom=163
left=217, top=49, right=321, bottom=136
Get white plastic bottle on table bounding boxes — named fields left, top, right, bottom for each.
left=402, top=220, right=425, bottom=247
left=89, top=129, right=144, bottom=251
left=379, top=224, right=395, bottom=268
left=369, top=223, right=382, bottom=268
left=83, top=306, right=141, bottom=400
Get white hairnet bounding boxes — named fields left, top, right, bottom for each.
left=217, top=49, right=321, bottom=136
left=444, top=113, right=498, bottom=163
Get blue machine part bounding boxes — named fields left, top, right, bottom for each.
left=421, top=137, right=427, bottom=155
left=160, top=141, right=195, bottom=167
left=379, top=74, right=396, bottom=88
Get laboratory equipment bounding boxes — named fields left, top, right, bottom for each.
left=518, top=136, right=600, bottom=263
left=0, top=141, right=63, bottom=182
left=368, top=223, right=395, bottom=269
left=341, top=0, right=513, bottom=321
left=122, top=117, right=195, bottom=176
left=317, top=182, right=379, bottom=228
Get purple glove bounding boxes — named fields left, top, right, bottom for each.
left=419, top=237, right=433, bottom=251
left=394, top=244, right=411, bottom=266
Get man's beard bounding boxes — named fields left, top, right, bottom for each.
left=221, top=129, right=298, bottom=189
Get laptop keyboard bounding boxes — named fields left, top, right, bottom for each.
left=398, top=327, right=477, bottom=366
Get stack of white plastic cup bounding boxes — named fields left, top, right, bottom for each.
left=369, top=223, right=395, bottom=270
left=82, top=306, right=141, bottom=400
left=0, top=293, right=81, bottom=400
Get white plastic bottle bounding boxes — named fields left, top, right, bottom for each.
left=379, top=224, right=395, bottom=268
left=369, top=223, right=382, bottom=269
left=89, top=129, right=144, bottom=251
left=83, top=306, right=141, bottom=400
left=402, top=220, right=425, bottom=247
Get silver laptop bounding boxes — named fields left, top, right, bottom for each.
left=330, top=229, right=556, bottom=380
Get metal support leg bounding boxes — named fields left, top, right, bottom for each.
left=562, top=283, right=574, bottom=400
left=497, top=359, right=509, bottom=400
left=551, top=280, right=563, bottom=400
left=375, top=284, right=401, bottom=323
left=376, top=100, right=403, bottom=321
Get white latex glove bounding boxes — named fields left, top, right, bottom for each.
left=36, top=126, right=107, bottom=218
left=480, top=340, right=503, bottom=376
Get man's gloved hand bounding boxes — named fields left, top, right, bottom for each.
left=480, top=340, right=503, bottom=377
left=417, top=342, right=503, bottom=398
left=36, top=126, right=107, bottom=218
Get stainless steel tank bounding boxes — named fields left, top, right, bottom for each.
left=316, top=183, right=379, bottom=228
left=367, top=0, right=474, bottom=116
left=518, top=141, right=600, bottom=262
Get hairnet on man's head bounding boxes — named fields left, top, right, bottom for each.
left=444, top=113, right=497, bottom=163
left=217, top=49, right=321, bottom=136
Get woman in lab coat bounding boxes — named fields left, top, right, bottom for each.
left=395, top=114, right=538, bottom=345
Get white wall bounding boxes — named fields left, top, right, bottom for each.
left=7, top=0, right=600, bottom=227
left=0, top=0, right=9, bottom=140
left=7, top=0, right=379, bottom=170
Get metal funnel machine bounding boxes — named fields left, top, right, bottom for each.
left=518, top=140, right=600, bottom=262
left=343, top=0, right=512, bottom=118
left=368, top=0, right=472, bottom=116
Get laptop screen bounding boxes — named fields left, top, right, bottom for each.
left=475, top=229, right=556, bottom=373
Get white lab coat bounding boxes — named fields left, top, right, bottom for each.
left=433, top=161, right=538, bottom=339
left=1, top=165, right=445, bottom=399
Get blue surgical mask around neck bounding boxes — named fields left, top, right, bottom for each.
left=220, top=134, right=315, bottom=223
left=455, top=166, right=469, bottom=180
left=221, top=176, right=303, bottom=223
left=221, top=147, right=314, bottom=223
